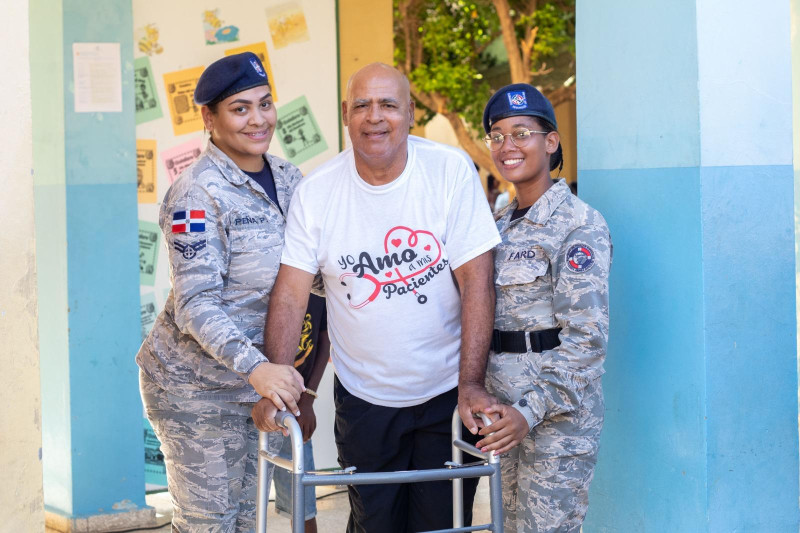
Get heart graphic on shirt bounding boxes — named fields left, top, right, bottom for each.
left=383, top=226, right=443, bottom=280
left=339, top=226, right=444, bottom=309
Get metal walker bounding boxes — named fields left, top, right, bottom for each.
left=256, top=408, right=504, bottom=533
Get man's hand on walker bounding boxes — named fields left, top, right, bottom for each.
left=248, top=362, right=305, bottom=416
left=458, top=382, right=499, bottom=435
left=252, top=397, right=288, bottom=435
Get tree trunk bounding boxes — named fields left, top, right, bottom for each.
left=492, top=0, right=529, bottom=84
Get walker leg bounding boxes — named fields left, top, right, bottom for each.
left=256, top=431, right=270, bottom=533
left=452, top=409, right=464, bottom=528
left=292, top=471, right=304, bottom=533
left=488, top=461, right=504, bottom=533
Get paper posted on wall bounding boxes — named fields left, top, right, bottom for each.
left=134, top=56, right=162, bottom=124
left=163, top=66, right=205, bottom=136
left=137, top=139, right=157, bottom=203
left=139, top=220, right=160, bottom=286
left=276, top=95, right=327, bottom=166
left=73, top=42, right=122, bottom=113
left=161, top=139, right=203, bottom=184
left=266, top=2, right=310, bottom=49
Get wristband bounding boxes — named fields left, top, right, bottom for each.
left=303, top=388, right=318, bottom=398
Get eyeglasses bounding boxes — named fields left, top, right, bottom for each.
left=483, top=128, right=549, bottom=151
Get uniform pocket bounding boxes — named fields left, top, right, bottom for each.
left=495, top=257, right=548, bottom=288
left=228, top=229, right=283, bottom=290
left=485, top=352, right=542, bottom=405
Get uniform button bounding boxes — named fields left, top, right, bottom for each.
left=518, top=399, right=527, bottom=407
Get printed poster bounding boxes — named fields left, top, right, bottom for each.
left=134, top=56, right=162, bottom=124
left=140, top=291, right=157, bottom=341
left=203, top=9, right=240, bottom=45
left=276, top=95, right=327, bottom=165
left=164, top=66, right=204, bottom=136
left=136, top=23, right=164, bottom=56
left=144, top=417, right=167, bottom=487
left=137, top=139, right=157, bottom=203
left=161, top=138, right=203, bottom=184
left=72, top=42, right=123, bottom=113
left=266, top=2, right=310, bottom=49
left=139, top=220, right=160, bottom=286
left=225, top=42, right=278, bottom=101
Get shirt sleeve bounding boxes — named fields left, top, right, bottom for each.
left=443, top=158, right=501, bottom=269
left=280, top=184, right=320, bottom=274
left=163, top=183, right=267, bottom=377
left=512, top=223, right=612, bottom=429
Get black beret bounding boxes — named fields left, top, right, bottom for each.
left=194, top=52, right=270, bottom=106
left=482, top=83, right=557, bottom=133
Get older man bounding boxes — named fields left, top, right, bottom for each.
left=254, top=63, right=501, bottom=532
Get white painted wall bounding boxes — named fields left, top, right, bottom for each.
left=0, top=0, right=44, bottom=530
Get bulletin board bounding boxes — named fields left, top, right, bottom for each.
left=133, top=0, right=340, bottom=487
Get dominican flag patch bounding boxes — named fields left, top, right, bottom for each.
left=172, top=210, right=206, bottom=233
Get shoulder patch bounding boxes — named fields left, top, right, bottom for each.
left=565, top=243, right=595, bottom=273
left=172, top=209, right=206, bottom=233
left=173, top=239, right=206, bottom=260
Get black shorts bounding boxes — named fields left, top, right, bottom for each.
left=333, top=376, right=480, bottom=533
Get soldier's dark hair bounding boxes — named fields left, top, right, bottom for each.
left=531, top=117, right=564, bottom=174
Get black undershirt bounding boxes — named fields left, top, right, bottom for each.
left=243, top=157, right=280, bottom=211
left=510, top=206, right=531, bottom=221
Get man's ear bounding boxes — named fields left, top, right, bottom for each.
left=341, top=100, right=349, bottom=128
left=408, top=99, right=415, bottom=127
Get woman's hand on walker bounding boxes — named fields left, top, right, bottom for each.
left=248, top=362, right=305, bottom=416
left=476, top=404, right=529, bottom=455
left=251, top=397, right=287, bottom=435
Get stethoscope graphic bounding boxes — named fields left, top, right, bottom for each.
left=339, top=227, right=442, bottom=308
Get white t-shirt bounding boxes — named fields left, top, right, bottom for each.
left=282, top=136, right=501, bottom=407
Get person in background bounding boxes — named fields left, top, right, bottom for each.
left=476, top=83, right=612, bottom=533
left=272, top=294, right=329, bottom=533
left=137, top=52, right=305, bottom=532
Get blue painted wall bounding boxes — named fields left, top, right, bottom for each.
left=62, top=0, right=144, bottom=517
left=35, top=0, right=145, bottom=518
left=580, top=169, right=708, bottom=530
left=701, top=165, right=797, bottom=530
left=578, top=0, right=799, bottom=530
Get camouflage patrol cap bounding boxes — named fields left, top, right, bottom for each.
left=194, top=52, right=269, bottom=106
left=482, top=83, right=557, bottom=133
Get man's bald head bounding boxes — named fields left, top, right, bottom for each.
left=341, top=63, right=415, bottom=184
left=345, top=63, right=411, bottom=103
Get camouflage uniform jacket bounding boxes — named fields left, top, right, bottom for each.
left=136, top=141, right=302, bottom=402
left=493, top=179, right=611, bottom=430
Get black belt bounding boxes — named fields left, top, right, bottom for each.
left=490, top=327, right=561, bottom=354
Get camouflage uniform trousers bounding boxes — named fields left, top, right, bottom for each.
left=140, top=371, right=281, bottom=533
left=486, top=351, right=604, bottom=533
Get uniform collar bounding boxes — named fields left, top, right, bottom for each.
left=204, top=140, right=295, bottom=214
left=497, top=178, right=570, bottom=230
left=524, top=178, right=570, bottom=225
left=205, top=140, right=250, bottom=185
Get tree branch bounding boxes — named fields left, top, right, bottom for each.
left=442, top=111, right=495, bottom=174
left=545, top=83, right=576, bottom=108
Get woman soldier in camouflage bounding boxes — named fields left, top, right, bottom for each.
left=136, top=52, right=305, bottom=532
left=475, top=84, right=612, bottom=533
